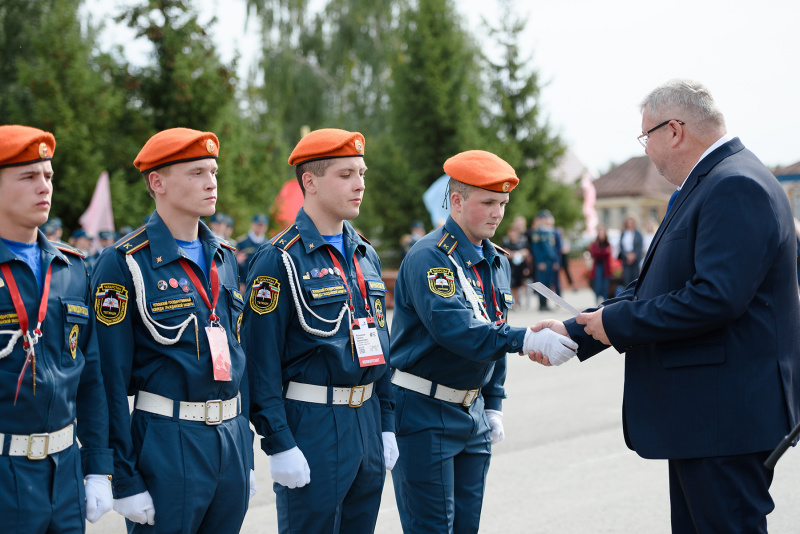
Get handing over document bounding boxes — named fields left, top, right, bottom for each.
left=528, top=282, right=580, bottom=316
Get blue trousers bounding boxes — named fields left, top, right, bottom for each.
left=129, top=412, right=253, bottom=534
left=668, top=451, right=774, bottom=533
left=392, top=387, right=492, bottom=534
left=275, top=394, right=385, bottom=534
left=0, top=443, right=85, bottom=534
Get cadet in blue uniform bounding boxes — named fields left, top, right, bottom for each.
left=0, top=125, right=113, bottom=531
left=243, top=129, right=397, bottom=534
left=234, top=213, right=268, bottom=289
left=91, top=128, right=256, bottom=532
left=530, top=209, right=559, bottom=310
left=389, top=150, right=577, bottom=534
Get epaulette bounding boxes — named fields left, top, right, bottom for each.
left=218, top=238, right=237, bottom=252
left=492, top=242, right=511, bottom=258
left=356, top=231, right=372, bottom=246
left=271, top=224, right=301, bottom=251
left=436, top=232, right=459, bottom=256
left=115, top=226, right=149, bottom=255
left=52, top=241, right=85, bottom=259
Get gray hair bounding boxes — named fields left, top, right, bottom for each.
left=641, top=79, right=726, bottom=132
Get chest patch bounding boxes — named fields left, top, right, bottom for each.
left=309, top=285, right=347, bottom=300
left=149, top=296, right=196, bottom=314
left=427, top=267, right=455, bottom=298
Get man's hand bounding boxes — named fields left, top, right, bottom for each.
left=576, top=308, right=610, bottom=345
left=484, top=410, right=505, bottom=444
left=113, top=491, right=155, bottom=525
left=522, top=321, right=577, bottom=366
left=84, top=475, right=113, bottom=523
left=269, top=446, right=311, bottom=489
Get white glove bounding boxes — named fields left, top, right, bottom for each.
left=523, top=328, right=578, bottom=366
left=84, top=475, right=113, bottom=523
left=249, top=469, right=258, bottom=500
left=485, top=409, right=505, bottom=444
left=382, top=431, right=399, bottom=470
left=269, top=446, right=311, bottom=488
left=113, top=490, right=155, bottom=525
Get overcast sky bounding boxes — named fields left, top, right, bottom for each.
left=86, top=0, right=800, bottom=175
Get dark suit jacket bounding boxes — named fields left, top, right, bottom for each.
left=566, top=138, right=800, bottom=460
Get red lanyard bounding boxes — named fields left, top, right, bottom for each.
left=471, top=265, right=504, bottom=325
left=179, top=258, right=219, bottom=323
left=326, top=249, right=369, bottom=313
left=1, top=262, right=53, bottom=402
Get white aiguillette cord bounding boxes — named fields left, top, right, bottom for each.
left=447, top=255, right=490, bottom=324
left=126, top=254, right=197, bottom=345
left=280, top=249, right=348, bottom=337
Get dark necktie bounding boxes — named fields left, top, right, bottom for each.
left=665, top=189, right=680, bottom=216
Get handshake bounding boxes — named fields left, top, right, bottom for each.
left=520, top=321, right=577, bottom=366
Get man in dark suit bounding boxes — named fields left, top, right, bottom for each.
left=531, top=79, right=800, bottom=533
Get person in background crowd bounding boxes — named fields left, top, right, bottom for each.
left=208, top=211, right=228, bottom=238
left=0, top=124, right=114, bottom=531
left=588, top=225, right=612, bottom=304
left=618, top=213, right=643, bottom=289
left=97, top=230, right=115, bottom=253
left=502, top=221, right=530, bottom=309
left=400, top=220, right=426, bottom=260
left=42, top=216, right=63, bottom=242
left=530, top=210, right=560, bottom=310
left=235, top=213, right=269, bottom=289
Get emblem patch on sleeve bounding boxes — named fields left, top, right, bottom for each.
left=68, top=325, right=79, bottom=359
left=94, top=283, right=129, bottom=326
left=250, top=276, right=280, bottom=315
left=375, top=298, right=385, bottom=328
left=427, top=267, right=456, bottom=298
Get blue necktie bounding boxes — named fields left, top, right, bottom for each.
left=665, top=189, right=680, bottom=216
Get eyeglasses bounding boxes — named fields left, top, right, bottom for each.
left=637, top=119, right=685, bottom=148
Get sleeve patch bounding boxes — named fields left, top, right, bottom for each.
left=427, top=267, right=456, bottom=298
left=94, top=283, right=129, bottom=326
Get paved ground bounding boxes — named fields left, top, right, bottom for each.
left=88, top=288, right=800, bottom=533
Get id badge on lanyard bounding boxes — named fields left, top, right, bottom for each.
left=351, top=316, right=385, bottom=367
left=328, top=249, right=385, bottom=367
left=206, top=325, right=232, bottom=381
left=180, top=258, right=231, bottom=381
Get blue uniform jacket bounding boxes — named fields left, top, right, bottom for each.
left=242, top=208, right=394, bottom=455
left=234, top=232, right=264, bottom=283
left=91, top=211, right=248, bottom=497
left=390, top=217, right=527, bottom=411
left=531, top=226, right=559, bottom=264
left=566, top=138, right=800, bottom=459
left=0, top=233, right=112, bottom=474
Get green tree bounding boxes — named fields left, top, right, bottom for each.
left=483, top=0, right=580, bottom=230
left=374, top=0, right=486, bottom=252
left=0, top=0, right=133, bottom=233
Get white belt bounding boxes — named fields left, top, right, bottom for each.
left=285, top=381, right=374, bottom=408
left=0, top=423, right=74, bottom=460
left=391, top=369, right=481, bottom=407
left=135, top=391, right=241, bottom=425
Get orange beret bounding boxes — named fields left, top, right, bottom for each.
left=0, top=125, right=56, bottom=169
left=134, top=127, right=219, bottom=174
left=443, top=150, right=519, bottom=193
left=288, top=128, right=365, bottom=166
